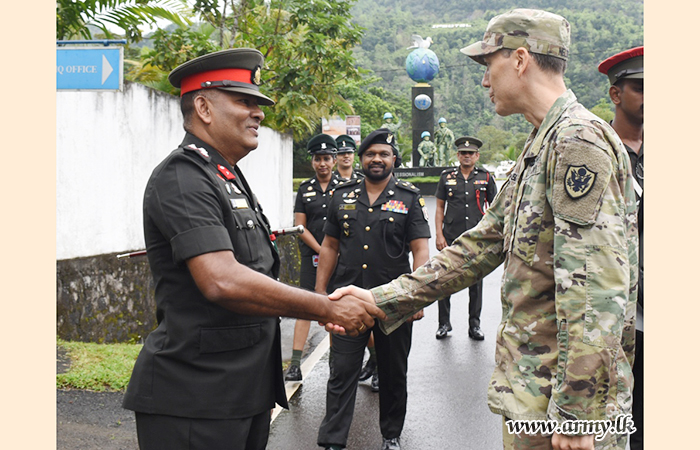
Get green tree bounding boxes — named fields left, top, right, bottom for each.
left=56, top=0, right=191, bottom=42
left=590, top=98, right=615, bottom=123
left=144, top=0, right=365, bottom=139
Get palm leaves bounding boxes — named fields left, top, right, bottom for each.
left=56, top=0, right=191, bottom=41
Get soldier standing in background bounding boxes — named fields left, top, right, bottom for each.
left=434, top=136, right=497, bottom=340
left=334, top=134, right=364, bottom=181
left=334, top=133, right=379, bottom=391
left=317, top=129, right=430, bottom=450
left=330, top=10, right=638, bottom=450
left=599, top=46, right=644, bottom=450
left=285, top=134, right=341, bottom=381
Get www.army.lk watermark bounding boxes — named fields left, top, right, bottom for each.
left=506, top=415, right=636, bottom=441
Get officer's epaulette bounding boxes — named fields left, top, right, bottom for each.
left=182, top=143, right=211, bottom=161
left=441, top=167, right=458, bottom=175
left=396, top=180, right=420, bottom=193
left=299, top=177, right=315, bottom=186
left=329, top=178, right=360, bottom=197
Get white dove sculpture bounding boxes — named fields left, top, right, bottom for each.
left=407, top=35, right=433, bottom=49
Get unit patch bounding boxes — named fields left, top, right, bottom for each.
left=564, top=165, right=597, bottom=199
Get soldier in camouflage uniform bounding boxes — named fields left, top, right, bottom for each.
left=434, top=118, right=455, bottom=166
left=329, top=9, right=638, bottom=450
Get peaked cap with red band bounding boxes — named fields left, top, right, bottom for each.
left=598, top=46, right=643, bottom=85
left=168, top=48, right=275, bottom=106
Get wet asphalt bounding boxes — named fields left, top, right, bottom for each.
left=57, top=194, right=507, bottom=450
left=269, top=195, right=504, bottom=450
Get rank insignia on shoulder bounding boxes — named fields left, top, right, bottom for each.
left=564, top=165, right=597, bottom=199
left=418, top=198, right=425, bottom=207
left=185, top=143, right=210, bottom=159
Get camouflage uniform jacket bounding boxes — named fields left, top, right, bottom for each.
left=371, top=90, right=638, bottom=423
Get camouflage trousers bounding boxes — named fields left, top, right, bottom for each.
left=502, top=417, right=628, bottom=450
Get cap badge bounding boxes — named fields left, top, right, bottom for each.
left=321, top=143, right=327, bottom=149
left=252, top=65, right=262, bottom=86
left=386, top=134, right=394, bottom=144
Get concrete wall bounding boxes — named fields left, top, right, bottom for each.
left=57, top=81, right=296, bottom=342
left=57, top=81, right=293, bottom=260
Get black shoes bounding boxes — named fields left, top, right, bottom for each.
left=435, top=324, right=452, bottom=339
left=371, top=371, right=379, bottom=392
left=469, top=326, right=485, bottom=341
left=284, top=364, right=302, bottom=381
left=359, top=359, right=377, bottom=381
left=381, top=437, right=401, bottom=450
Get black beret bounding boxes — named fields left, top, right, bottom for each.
left=358, top=129, right=397, bottom=156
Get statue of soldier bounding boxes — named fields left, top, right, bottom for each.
left=434, top=117, right=455, bottom=166
left=416, top=131, right=437, bottom=167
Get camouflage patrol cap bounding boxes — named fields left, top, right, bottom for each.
left=335, top=134, right=357, bottom=154
left=461, top=9, right=570, bottom=65
left=307, top=133, right=338, bottom=155
left=598, top=46, right=643, bottom=85
left=168, top=48, right=275, bottom=105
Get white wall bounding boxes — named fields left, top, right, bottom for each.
left=57, top=81, right=293, bottom=260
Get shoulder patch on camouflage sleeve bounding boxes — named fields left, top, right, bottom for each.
left=552, top=137, right=613, bottom=226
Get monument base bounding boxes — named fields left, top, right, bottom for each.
left=395, top=166, right=456, bottom=178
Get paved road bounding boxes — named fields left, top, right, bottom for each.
left=57, top=189, right=509, bottom=450
left=270, top=195, right=505, bottom=450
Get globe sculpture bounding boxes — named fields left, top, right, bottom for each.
left=405, top=48, right=440, bottom=83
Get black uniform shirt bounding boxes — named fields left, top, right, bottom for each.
left=435, top=167, right=498, bottom=242
left=333, top=169, right=365, bottom=181
left=123, top=132, right=287, bottom=420
left=294, top=174, right=341, bottom=257
left=324, top=176, right=431, bottom=291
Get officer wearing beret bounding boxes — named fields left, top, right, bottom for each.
left=599, top=46, right=643, bottom=450
left=285, top=134, right=341, bottom=381
left=330, top=10, right=638, bottom=450
left=334, top=134, right=379, bottom=391
left=434, top=136, right=497, bottom=340
left=121, top=49, right=384, bottom=450
left=317, top=129, right=431, bottom=450
left=334, top=134, right=364, bottom=181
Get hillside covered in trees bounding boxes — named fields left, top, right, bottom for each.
left=346, top=0, right=643, bottom=163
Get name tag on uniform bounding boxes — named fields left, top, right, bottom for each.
left=446, top=180, right=458, bottom=186
left=230, top=198, right=249, bottom=209
left=339, top=204, right=356, bottom=210
left=382, top=200, right=408, bottom=214
left=303, top=191, right=317, bottom=197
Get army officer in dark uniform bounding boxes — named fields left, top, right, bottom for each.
left=334, top=134, right=364, bottom=181
left=316, top=129, right=430, bottom=450
left=122, top=49, right=384, bottom=450
left=285, top=134, right=341, bottom=381
left=434, top=136, right=497, bottom=340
